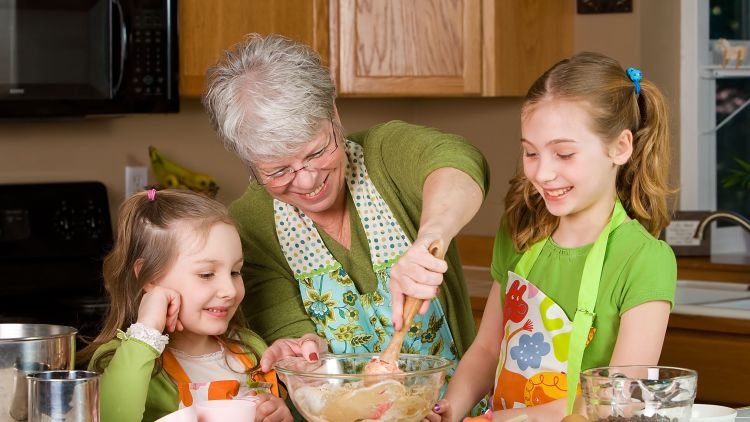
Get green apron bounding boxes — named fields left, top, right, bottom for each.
left=492, top=199, right=627, bottom=414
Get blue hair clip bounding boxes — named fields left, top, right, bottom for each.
left=626, top=67, right=642, bottom=95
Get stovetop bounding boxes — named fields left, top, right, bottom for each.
left=0, top=181, right=113, bottom=336
left=0, top=181, right=112, bottom=259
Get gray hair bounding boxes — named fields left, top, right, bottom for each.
left=202, top=33, right=337, bottom=166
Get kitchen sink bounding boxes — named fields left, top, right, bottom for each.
left=674, top=279, right=750, bottom=305
left=673, top=279, right=750, bottom=319
left=703, top=298, right=750, bottom=310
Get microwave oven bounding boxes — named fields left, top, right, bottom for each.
left=0, top=0, right=179, bottom=118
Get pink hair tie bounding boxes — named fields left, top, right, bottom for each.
left=147, top=188, right=157, bottom=202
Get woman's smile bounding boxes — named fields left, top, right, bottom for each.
left=299, top=174, right=329, bottom=199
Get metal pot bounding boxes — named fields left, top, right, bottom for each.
left=0, top=324, right=77, bottom=422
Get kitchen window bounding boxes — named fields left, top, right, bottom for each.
left=681, top=0, right=750, bottom=254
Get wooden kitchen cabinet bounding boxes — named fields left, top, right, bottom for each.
left=660, top=313, right=750, bottom=407
left=483, top=0, right=574, bottom=96
left=332, top=0, right=481, bottom=96
left=179, top=0, right=329, bottom=97
left=332, top=0, right=573, bottom=96
left=179, top=0, right=572, bottom=98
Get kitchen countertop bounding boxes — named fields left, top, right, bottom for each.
left=677, top=254, right=750, bottom=284
left=463, top=266, right=494, bottom=314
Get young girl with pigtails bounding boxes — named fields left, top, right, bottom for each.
left=426, top=52, right=677, bottom=421
left=78, top=189, right=325, bottom=422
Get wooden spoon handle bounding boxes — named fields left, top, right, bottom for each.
left=381, top=239, right=445, bottom=362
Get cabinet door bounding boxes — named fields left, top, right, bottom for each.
left=334, top=0, right=481, bottom=96
left=661, top=328, right=750, bottom=407
left=482, top=0, right=574, bottom=96
left=179, top=0, right=330, bottom=97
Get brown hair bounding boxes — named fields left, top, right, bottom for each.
left=503, top=52, right=674, bottom=251
left=78, top=189, right=260, bottom=375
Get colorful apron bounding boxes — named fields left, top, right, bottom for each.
left=492, top=200, right=627, bottom=414
left=163, top=340, right=280, bottom=407
left=275, top=140, right=457, bottom=362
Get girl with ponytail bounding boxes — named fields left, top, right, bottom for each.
left=427, top=52, right=677, bottom=421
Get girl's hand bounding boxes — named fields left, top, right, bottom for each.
left=137, top=285, right=183, bottom=333
left=252, top=393, right=293, bottom=422
left=389, top=235, right=447, bottom=331
left=423, top=399, right=453, bottom=422
left=259, top=333, right=328, bottom=372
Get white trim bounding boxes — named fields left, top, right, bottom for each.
left=680, top=0, right=715, bottom=211
left=680, top=1, right=748, bottom=254
left=680, top=0, right=701, bottom=210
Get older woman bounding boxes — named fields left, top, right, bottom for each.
left=202, top=33, right=488, bottom=362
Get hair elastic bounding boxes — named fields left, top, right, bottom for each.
left=626, top=67, right=642, bottom=95
left=147, top=188, right=157, bottom=202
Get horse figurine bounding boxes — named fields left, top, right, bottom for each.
left=715, top=38, right=747, bottom=69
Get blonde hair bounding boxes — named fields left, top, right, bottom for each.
left=78, top=189, right=259, bottom=375
left=504, top=52, right=673, bottom=251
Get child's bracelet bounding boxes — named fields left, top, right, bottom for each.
left=122, top=322, right=170, bottom=353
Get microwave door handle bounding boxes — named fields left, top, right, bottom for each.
left=112, top=0, right=127, bottom=96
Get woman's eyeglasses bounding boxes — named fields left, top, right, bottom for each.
left=252, top=119, right=340, bottom=187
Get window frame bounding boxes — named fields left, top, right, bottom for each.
left=680, top=0, right=749, bottom=254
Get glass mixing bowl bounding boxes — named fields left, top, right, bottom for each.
left=274, top=353, right=453, bottom=422
left=580, top=366, right=698, bottom=422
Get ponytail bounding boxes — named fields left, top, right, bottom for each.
left=617, top=79, right=674, bottom=236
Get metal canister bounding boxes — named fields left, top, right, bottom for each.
left=27, top=371, right=99, bottom=422
left=0, top=324, right=77, bottom=422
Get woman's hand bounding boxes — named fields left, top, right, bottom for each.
left=423, top=399, right=453, bottom=422
left=389, top=235, right=447, bottom=331
left=252, top=393, right=293, bottom=422
left=259, top=333, right=328, bottom=372
left=137, top=285, right=183, bottom=333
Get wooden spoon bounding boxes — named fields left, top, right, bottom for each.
left=363, top=239, right=445, bottom=375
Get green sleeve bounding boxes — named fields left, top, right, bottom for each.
left=617, top=238, right=677, bottom=314
left=350, top=120, right=489, bottom=211
left=90, top=337, right=160, bottom=422
left=230, top=191, right=317, bottom=343
left=490, top=225, right=521, bottom=290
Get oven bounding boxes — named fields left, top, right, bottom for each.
left=0, top=182, right=112, bottom=343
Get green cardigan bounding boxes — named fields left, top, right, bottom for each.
left=229, top=120, right=490, bottom=357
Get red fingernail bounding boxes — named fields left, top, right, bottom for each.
left=433, top=404, right=441, bottom=412
left=309, top=353, right=319, bottom=361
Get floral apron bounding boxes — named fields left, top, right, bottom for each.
left=163, top=340, right=279, bottom=407
left=275, top=140, right=457, bottom=362
left=492, top=200, right=627, bottom=414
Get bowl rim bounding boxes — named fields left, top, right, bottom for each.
left=580, top=365, right=698, bottom=381
left=0, top=323, right=78, bottom=342
left=273, top=352, right=454, bottom=379
left=691, top=403, right=738, bottom=417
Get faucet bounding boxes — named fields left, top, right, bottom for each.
left=693, top=210, right=750, bottom=241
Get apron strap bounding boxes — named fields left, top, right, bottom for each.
left=162, top=349, right=194, bottom=406
left=565, top=199, right=627, bottom=414
left=514, top=237, right=546, bottom=279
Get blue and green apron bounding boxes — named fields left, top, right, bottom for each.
left=274, top=140, right=457, bottom=363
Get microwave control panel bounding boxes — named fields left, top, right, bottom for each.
left=130, top=6, right=170, bottom=98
